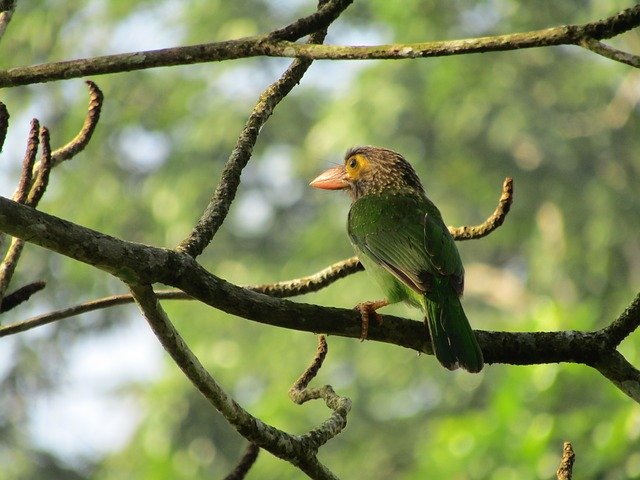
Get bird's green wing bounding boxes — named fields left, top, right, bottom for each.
left=348, top=193, right=463, bottom=295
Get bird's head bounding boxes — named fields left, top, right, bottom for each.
left=310, top=146, right=424, bottom=201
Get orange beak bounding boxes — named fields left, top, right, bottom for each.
left=309, top=165, right=349, bottom=190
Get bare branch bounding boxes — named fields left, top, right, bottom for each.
left=289, top=335, right=351, bottom=449
left=50, top=80, right=104, bottom=166
left=0, top=101, right=8, bottom=152
left=449, top=177, right=513, bottom=241
left=177, top=0, right=350, bottom=258
left=12, top=118, right=39, bottom=203
left=581, top=38, right=640, bottom=69
left=250, top=257, right=364, bottom=297
left=26, top=126, right=52, bottom=207
left=0, top=5, right=637, bottom=88
left=129, top=282, right=339, bottom=480
left=0, top=197, right=639, bottom=401
left=600, top=292, right=640, bottom=349
left=556, top=442, right=575, bottom=480
left=223, top=443, right=260, bottom=480
left=267, top=0, right=353, bottom=41
left=0, top=280, right=46, bottom=313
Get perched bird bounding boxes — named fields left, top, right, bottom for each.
left=310, top=146, right=483, bottom=373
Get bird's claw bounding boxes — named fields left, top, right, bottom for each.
left=354, top=299, right=389, bottom=341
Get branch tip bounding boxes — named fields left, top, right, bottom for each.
left=556, top=441, right=575, bottom=480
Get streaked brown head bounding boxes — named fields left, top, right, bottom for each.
left=310, top=146, right=424, bottom=201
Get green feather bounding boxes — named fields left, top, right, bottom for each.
left=348, top=192, right=484, bottom=373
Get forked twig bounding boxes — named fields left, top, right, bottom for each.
left=289, top=335, right=351, bottom=449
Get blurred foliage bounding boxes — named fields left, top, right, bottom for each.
left=0, top=0, right=639, bottom=479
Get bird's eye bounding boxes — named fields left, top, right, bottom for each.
left=348, top=157, right=358, bottom=169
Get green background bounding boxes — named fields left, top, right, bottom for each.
left=1, top=1, right=639, bottom=478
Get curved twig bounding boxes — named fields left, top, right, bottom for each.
left=26, top=126, right=52, bottom=207
left=12, top=119, right=40, bottom=203
left=448, top=177, right=513, bottom=240
left=289, top=335, right=352, bottom=449
left=0, top=0, right=16, bottom=42
left=0, top=5, right=637, bottom=89
left=50, top=80, right=103, bottom=166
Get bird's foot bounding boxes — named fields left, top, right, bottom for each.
left=354, top=299, right=389, bottom=341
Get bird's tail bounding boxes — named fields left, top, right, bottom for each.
left=423, top=293, right=484, bottom=373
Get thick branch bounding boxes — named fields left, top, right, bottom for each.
left=1, top=198, right=639, bottom=401
left=0, top=5, right=637, bottom=89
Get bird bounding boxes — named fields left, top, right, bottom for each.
left=310, top=146, right=483, bottom=373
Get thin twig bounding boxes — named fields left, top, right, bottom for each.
left=448, top=177, right=513, bottom=240
left=600, top=292, right=640, bottom=349
left=0, top=5, right=637, bottom=88
left=1, top=119, right=40, bottom=300
left=581, top=38, right=640, bottom=69
left=12, top=118, right=39, bottom=203
left=1, top=197, right=640, bottom=402
left=0, top=101, right=8, bottom=152
left=0, top=290, right=187, bottom=337
left=249, top=257, right=364, bottom=297
left=26, top=126, right=52, bottom=207
left=289, top=335, right=351, bottom=449
left=0, top=280, right=46, bottom=313
left=556, top=442, right=575, bottom=480
left=0, top=0, right=16, bottom=42
left=177, top=0, right=352, bottom=258
left=50, top=80, right=103, bottom=166
left=223, top=443, right=260, bottom=480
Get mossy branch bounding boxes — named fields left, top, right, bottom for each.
left=0, top=197, right=639, bottom=402
left=0, top=4, right=637, bottom=89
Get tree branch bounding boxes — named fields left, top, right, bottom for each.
left=581, top=38, right=640, bottom=69
left=0, top=175, right=513, bottom=333
left=556, top=442, right=575, bottom=480
left=1, top=197, right=639, bottom=400
left=129, top=282, right=339, bottom=480
left=177, top=0, right=351, bottom=258
left=0, top=5, right=637, bottom=89
left=50, top=80, right=103, bottom=167
left=289, top=336, right=351, bottom=449
left=0, top=101, right=8, bottom=152
left=223, top=443, right=260, bottom=480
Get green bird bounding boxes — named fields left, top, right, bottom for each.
left=310, top=146, right=483, bottom=373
